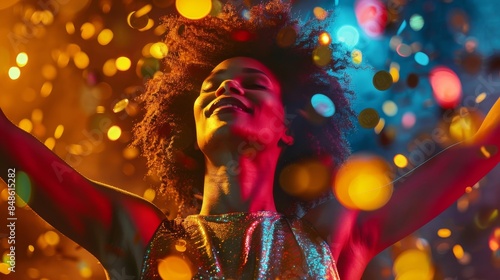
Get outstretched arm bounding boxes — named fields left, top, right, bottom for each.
left=0, top=108, right=165, bottom=268
left=358, top=98, right=500, bottom=254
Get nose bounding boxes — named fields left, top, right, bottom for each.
left=215, top=80, right=244, bottom=97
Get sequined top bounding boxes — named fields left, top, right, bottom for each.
left=140, top=211, right=340, bottom=279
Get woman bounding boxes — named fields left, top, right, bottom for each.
left=1, top=1, right=499, bottom=279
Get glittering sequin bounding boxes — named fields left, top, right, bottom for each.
left=141, top=211, right=340, bottom=279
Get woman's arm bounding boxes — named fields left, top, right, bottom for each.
left=357, top=98, right=500, bottom=254
left=0, top=108, right=165, bottom=267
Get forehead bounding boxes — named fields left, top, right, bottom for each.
left=210, top=57, right=276, bottom=79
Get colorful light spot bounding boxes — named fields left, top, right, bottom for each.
left=313, top=7, right=328, bottom=20
left=312, top=45, right=332, bottom=67
left=410, top=14, right=424, bottom=31
left=107, top=125, right=122, bottom=141
left=336, top=25, right=359, bottom=48
left=437, top=228, right=452, bottom=238
left=150, top=42, right=169, bottom=59
left=8, top=66, right=20, bottom=80
left=113, top=99, right=129, bottom=113
left=176, top=0, right=211, bottom=20
left=489, top=227, right=500, bottom=251
left=97, top=29, right=113, bottom=45
left=334, top=154, right=393, bottom=211
left=116, top=56, right=131, bottom=71
left=429, top=66, right=462, bottom=109
left=16, top=52, right=28, bottom=67
left=393, top=249, right=433, bottom=280
left=158, top=256, right=193, bottom=280
left=355, top=0, right=388, bottom=38
left=311, top=93, right=335, bottom=117
left=280, top=159, right=331, bottom=200
left=393, top=154, right=408, bottom=168
left=382, top=100, right=398, bottom=117
left=319, top=32, right=331, bottom=45
left=351, top=49, right=363, bottom=64
left=402, top=112, right=416, bottom=129
left=415, top=52, right=429, bottom=66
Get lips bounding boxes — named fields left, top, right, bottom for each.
left=207, top=97, right=253, bottom=116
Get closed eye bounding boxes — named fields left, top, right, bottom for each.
left=244, top=84, right=268, bottom=90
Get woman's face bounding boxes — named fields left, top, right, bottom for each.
left=194, top=57, right=288, bottom=156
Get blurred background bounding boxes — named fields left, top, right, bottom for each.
left=0, top=0, right=499, bottom=279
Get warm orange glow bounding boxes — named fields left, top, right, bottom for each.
left=334, top=154, right=393, bottom=210
left=175, top=0, right=211, bottom=20
left=158, top=255, right=193, bottom=280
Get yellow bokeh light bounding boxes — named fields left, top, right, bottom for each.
left=18, top=119, right=33, bottom=133
left=453, top=244, right=465, bottom=259
left=489, top=227, right=500, bottom=251
left=476, top=92, right=487, bottom=103
left=107, top=125, right=122, bottom=141
left=139, top=18, right=155, bottom=31
left=32, top=109, right=43, bottom=123
left=66, top=43, right=81, bottom=56
left=0, top=263, right=11, bottom=275
left=393, top=249, right=433, bottom=279
left=74, top=52, right=90, bottom=69
left=54, top=125, right=64, bottom=139
left=150, top=42, right=169, bottom=59
left=103, top=59, right=117, bottom=76
left=41, top=81, right=53, bottom=97
left=175, top=0, right=212, bottom=20
left=389, top=66, right=400, bottom=83
left=44, top=137, right=56, bottom=150
left=116, top=56, right=131, bottom=71
left=393, top=154, right=408, bottom=168
left=374, top=118, right=385, bottom=134
left=9, top=66, right=21, bottom=80
left=123, top=146, right=139, bottom=159
left=158, top=256, right=193, bottom=280
left=437, top=228, right=452, bottom=238
left=97, top=29, right=113, bottom=45
left=16, top=52, right=28, bottom=67
left=143, top=188, right=156, bottom=202
left=66, top=22, right=75, bottom=34
left=382, top=100, right=398, bottom=117
left=449, top=112, right=479, bottom=142
left=313, top=7, right=328, bottom=20
left=42, top=64, right=57, bottom=80
left=351, top=49, right=362, bottom=64
left=44, top=231, right=60, bottom=246
left=80, top=22, right=96, bottom=39
left=319, top=32, right=331, bottom=45
left=334, top=154, right=393, bottom=211
left=79, top=266, right=92, bottom=278
left=279, top=159, right=331, bottom=200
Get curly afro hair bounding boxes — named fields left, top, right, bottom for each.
left=132, top=0, right=355, bottom=217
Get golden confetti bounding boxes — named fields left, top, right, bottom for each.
left=113, top=99, right=129, bottom=113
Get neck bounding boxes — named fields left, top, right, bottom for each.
left=199, top=147, right=280, bottom=215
